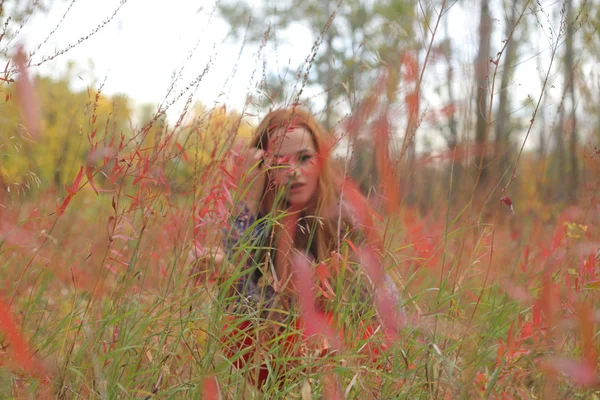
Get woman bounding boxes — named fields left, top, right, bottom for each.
left=210, top=107, right=402, bottom=390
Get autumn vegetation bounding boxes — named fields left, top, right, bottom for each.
left=1, top=0, right=600, bottom=399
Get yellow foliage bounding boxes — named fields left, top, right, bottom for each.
left=565, top=221, right=588, bottom=239
left=0, top=71, right=252, bottom=194
left=172, top=103, right=255, bottom=177
left=0, top=75, right=133, bottom=190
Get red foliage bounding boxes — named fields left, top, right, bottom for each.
left=14, top=46, right=41, bottom=139
left=203, top=376, right=221, bottom=400
left=545, top=357, right=598, bottom=387
left=56, top=166, right=85, bottom=216
left=0, top=297, right=47, bottom=378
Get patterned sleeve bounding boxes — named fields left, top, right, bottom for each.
left=221, top=203, right=267, bottom=257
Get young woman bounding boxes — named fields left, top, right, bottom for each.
left=210, top=107, right=403, bottom=390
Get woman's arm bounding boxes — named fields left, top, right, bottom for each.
left=188, top=144, right=266, bottom=281
left=188, top=203, right=264, bottom=284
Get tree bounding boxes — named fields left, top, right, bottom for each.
left=218, top=0, right=415, bottom=129
left=494, top=0, right=521, bottom=173
left=564, top=0, right=578, bottom=202
left=474, top=0, right=492, bottom=189
left=442, top=17, right=458, bottom=151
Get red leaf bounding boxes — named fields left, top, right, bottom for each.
left=541, top=277, right=560, bottom=327
left=499, top=196, right=515, bottom=215
left=315, top=261, right=330, bottom=281
left=14, top=46, right=41, bottom=139
left=520, top=321, right=534, bottom=341
left=176, top=142, right=189, bottom=162
left=372, top=112, right=401, bottom=215
left=359, top=246, right=406, bottom=337
left=496, top=341, right=505, bottom=367
left=105, top=264, right=117, bottom=274
left=344, top=238, right=359, bottom=254
left=56, top=195, right=73, bottom=217
left=532, top=299, right=542, bottom=327
left=85, top=166, right=99, bottom=195
left=465, top=290, right=479, bottom=302
left=406, top=91, right=419, bottom=116
left=506, top=322, right=515, bottom=355
left=323, top=372, right=344, bottom=400
left=315, top=262, right=335, bottom=298
left=401, top=51, right=419, bottom=82
left=576, top=302, right=597, bottom=364
left=546, top=357, right=598, bottom=387
left=111, top=234, right=135, bottom=242
left=108, top=257, right=129, bottom=268
left=439, top=103, right=456, bottom=118
left=111, top=324, right=119, bottom=350
left=0, top=296, right=47, bottom=377
left=293, top=253, right=341, bottom=350
left=198, top=206, right=210, bottom=219
left=502, top=282, right=532, bottom=304
left=584, top=252, right=596, bottom=279
left=203, top=376, right=221, bottom=400
left=221, top=182, right=233, bottom=206
left=65, top=166, right=85, bottom=196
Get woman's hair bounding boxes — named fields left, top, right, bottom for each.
left=249, top=107, right=358, bottom=289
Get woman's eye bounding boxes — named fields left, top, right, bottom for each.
left=271, top=157, right=289, bottom=167
left=298, top=154, right=313, bottom=163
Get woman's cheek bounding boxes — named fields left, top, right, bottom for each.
left=307, top=171, right=320, bottom=197
left=303, top=162, right=318, bottom=179
left=270, top=171, right=286, bottom=186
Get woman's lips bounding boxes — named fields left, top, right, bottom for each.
left=289, top=182, right=305, bottom=193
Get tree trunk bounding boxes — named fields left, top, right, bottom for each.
left=537, top=63, right=546, bottom=162
left=442, top=18, right=462, bottom=206
left=474, top=0, right=492, bottom=190
left=495, top=0, right=518, bottom=173
left=565, top=0, right=578, bottom=202
left=405, top=51, right=419, bottom=206
left=556, top=111, right=566, bottom=202
left=444, top=18, right=458, bottom=150
left=323, top=0, right=334, bottom=130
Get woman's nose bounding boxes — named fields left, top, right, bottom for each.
left=289, top=163, right=302, bottom=178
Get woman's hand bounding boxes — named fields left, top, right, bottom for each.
left=187, top=245, right=226, bottom=284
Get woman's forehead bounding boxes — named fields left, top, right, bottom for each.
left=270, top=126, right=315, bottom=155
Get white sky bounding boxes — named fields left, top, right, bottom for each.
left=12, top=0, right=580, bottom=152
left=18, top=0, right=317, bottom=122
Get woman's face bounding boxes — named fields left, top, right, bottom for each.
left=266, top=126, right=319, bottom=208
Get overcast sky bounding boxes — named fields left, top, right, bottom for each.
left=18, top=0, right=315, bottom=121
